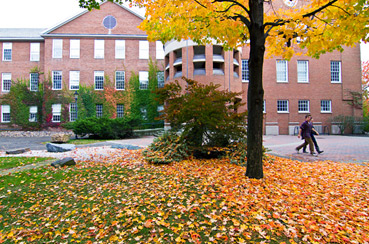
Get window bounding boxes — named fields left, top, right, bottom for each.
left=139, top=71, right=149, bottom=90
left=115, top=40, right=125, bottom=59
left=140, top=107, right=147, bottom=120
left=30, top=73, right=39, bottom=91
left=2, top=43, right=12, bottom=61
left=96, top=104, right=103, bottom=118
left=2, top=73, right=11, bottom=92
left=52, top=71, right=62, bottom=90
left=277, top=100, right=289, bottom=113
left=117, top=104, right=124, bottom=118
left=1, top=105, right=10, bottom=123
left=241, top=59, right=249, bottom=82
left=321, top=100, right=332, bottom=113
left=139, top=40, right=149, bottom=59
left=69, top=71, right=80, bottom=90
left=263, top=100, right=266, bottom=113
left=52, top=39, right=63, bottom=58
left=30, top=43, right=40, bottom=61
left=115, top=71, right=125, bottom=90
left=52, top=104, right=61, bottom=122
left=70, top=39, right=80, bottom=59
left=157, top=71, right=164, bottom=88
left=298, top=100, right=310, bottom=113
left=69, top=103, right=77, bottom=122
left=29, top=106, right=37, bottom=122
left=331, top=61, right=341, bottom=83
left=276, top=60, right=288, bottom=82
left=94, top=40, right=104, bottom=59
left=94, top=71, right=104, bottom=90
left=156, top=41, right=164, bottom=60
left=157, top=105, right=164, bottom=116
left=297, top=60, right=309, bottom=83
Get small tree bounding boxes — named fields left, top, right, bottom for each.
left=156, top=77, right=247, bottom=148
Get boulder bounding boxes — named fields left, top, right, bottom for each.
left=111, top=144, right=143, bottom=150
left=51, top=157, right=76, bottom=167
left=6, top=148, right=31, bottom=155
left=46, top=143, right=75, bottom=152
left=51, top=133, right=71, bottom=143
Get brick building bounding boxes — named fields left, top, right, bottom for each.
left=0, top=1, right=363, bottom=134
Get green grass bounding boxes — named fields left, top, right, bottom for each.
left=0, top=157, right=52, bottom=170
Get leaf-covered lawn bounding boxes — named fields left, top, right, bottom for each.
left=0, top=151, right=368, bottom=243
left=0, top=157, right=52, bottom=170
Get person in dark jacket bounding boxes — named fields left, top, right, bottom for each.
left=302, top=118, right=324, bottom=154
left=296, top=114, right=318, bottom=156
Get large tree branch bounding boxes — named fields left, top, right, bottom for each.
left=302, top=0, right=338, bottom=18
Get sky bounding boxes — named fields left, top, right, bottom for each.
left=0, top=0, right=368, bottom=61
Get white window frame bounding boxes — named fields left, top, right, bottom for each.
left=69, top=71, right=80, bottom=90
left=1, top=105, right=10, bottom=123
left=276, top=60, right=288, bottom=83
left=156, top=41, right=164, bottom=60
left=69, top=103, right=77, bottom=122
left=277, top=100, right=289, bottom=113
left=297, top=60, right=309, bottom=83
left=94, top=71, right=104, bottom=90
left=2, top=73, right=11, bottom=92
left=139, top=71, right=149, bottom=90
left=298, top=100, right=310, bottom=113
left=94, top=40, right=104, bottom=59
left=52, top=71, right=62, bottom=90
left=157, top=71, right=164, bottom=88
left=117, top=104, right=124, bottom=118
left=96, top=104, right=103, bottom=118
left=330, top=61, right=342, bottom=83
left=30, top=73, right=39, bottom=91
left=70, top=39, right=80, bottom=59
left=2, top=42, right=12, bottom=61
left=52, top=39, right=63, bottom=59
left=321, top=100, right=332, bottom=113
left=139, top=40, right=149, bottom=59
left=52, top=104, right=62, bottom=122
left=241, top=59, right=249, bottom=82
left=30, top=43, right=40, bottom=61
left=29, top=106, right=38, bottom=122
left=115, top=71, right=125, bottom=90
left=115, top=40, right=125, bottom=59
left=263, top=100, right=266, bottom=113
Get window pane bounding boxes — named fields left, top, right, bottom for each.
left=70, top=71, right=80, bottom=90
left=139, top=41, right=149, bottom=59
left=53, top=71, right=62, bottom=90
left=3, top=43, right=12, bottom=61
left=29, top=106, right=38, bottom=122
left=139, top=71, right=149, bottom=90
left=94, top=71, right=104, bottom=90
left=70, top=39, right=80, bottom=59
left=2, top=73, right=11, bottom=92
left=69, top=103, right=77, bottom=122
left=94, top=40, right=104, bottom=59
left=52, top=39, right=63, bottom=58
left=321, top=100, right=332, bottom=112
left=298, top=100, right=309, bottom=112
left=30, top=43, right=40, bottom=61
left=276, top=60, right=288, bottom=82
left=1, top=105, right=11, bottom=123
left=115, top=71, right=125, bottom=90
left=277, top=100, right=288, bottom=112
left=331, top=61, right=341, bottom=82
left=297, top=60, right=308, bottom=82
left=157, top=71, right=164, bottom=88
left=52, top=104, right=61, bottom=122
left=241, top=59, right=249, bottom=82
left=96, top=104, right=103, bottom=118
left=117, top=104, right=124, bottom=118
left=115, top=40, right=125, bottom=59
left=30, top=73, right=39, bottom=91
left=156, top=41, right=164, bottom=60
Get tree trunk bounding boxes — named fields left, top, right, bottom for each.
left=245, top=0, right=265, bottom=179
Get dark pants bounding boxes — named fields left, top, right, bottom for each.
left=303, top=134, right=319, bottom=152
left=297, top=137, right=314, bottom=154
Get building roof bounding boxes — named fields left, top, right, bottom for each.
left=0, top=28, right=46, bottom=41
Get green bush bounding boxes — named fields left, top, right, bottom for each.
left=72, top=117, right=140, bottom=139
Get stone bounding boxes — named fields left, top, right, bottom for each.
left=111, top=144, right=143, bottom=150
left=5, top=148, right=31, bottom=155
left=51, top=157, right=76, bottom=167
left=46, top=143, right=75, bottom=152
left=51, top=133, right=71, bottom=143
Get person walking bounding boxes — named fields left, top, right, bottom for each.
left=302, top=117, right=324, bottom=154
left=296, top=114, right=318, bottom=156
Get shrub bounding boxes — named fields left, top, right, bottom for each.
left=72, top=117, right=140, bottom=139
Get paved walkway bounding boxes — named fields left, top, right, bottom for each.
left=1, top=135, right=368, bottom=164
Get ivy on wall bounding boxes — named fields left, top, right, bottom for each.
left=1, top=60, right=164, bottom=130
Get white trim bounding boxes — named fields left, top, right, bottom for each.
left=115, top=40, right=125, bottom=59
left=70, top=39, right=80, bottom=59
left=330, top=61, right=342, bottom=83
left=297, top=60, right=309, bottom=83
left=52, top=39, right=63, bottom=59
left=94, top=39, right=104, bottom=59
left=30, top=43, right=40, bottom=61
left=139, top=40, right=149, bottom=59
left=276, top=60, right=288, bottom=83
